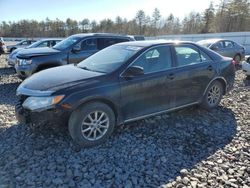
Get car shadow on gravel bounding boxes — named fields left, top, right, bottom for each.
left=243, top=77, right=250, bottom=86
left=0, top=105, right=237, bottom=187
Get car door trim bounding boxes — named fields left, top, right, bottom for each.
left=124, top=101, right=199, bottom=123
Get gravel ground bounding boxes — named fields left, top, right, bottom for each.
left=0, top=54, right=249, bottom=188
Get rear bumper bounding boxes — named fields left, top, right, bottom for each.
left=15, top=103, right=70, bottom=128
left=242, top=61, right=250, bottom=76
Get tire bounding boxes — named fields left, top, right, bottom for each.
left=233, top=54, right=241, bottom=64
left=201, top=81, right=223, bottom=110
left=68, top=102, right=115, bottom=147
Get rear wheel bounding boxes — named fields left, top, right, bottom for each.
left=201, top=81, right=223, bottom=110
left=68, top=102, right=115, bottom=147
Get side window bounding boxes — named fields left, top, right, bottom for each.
left=224, top=41, right=234, bottom=48
left=200, top=50, right=212, bottom=62
left=21, top=41, right=28, bottom=45
left=212, top=42, right=223, bottom=49
left=97, top=38, right=128, bottom=50
left=81, top=38, right=97, bottom=51
left=37, top=41, right=49, bottom=47
left=132, top=46, right=172, bottom=74
left=174, top=45, right=202, bottom=66
left=50, top=41, right=56, bottom=47
left=75, top=38, right=97, bottom=51
left=114, top=38, right=129, bottom=43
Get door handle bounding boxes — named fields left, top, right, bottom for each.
left=167, top=73, right=175, bottom=80
left=207, top=65, right=213, bottom=71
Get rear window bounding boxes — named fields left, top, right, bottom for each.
left=133, top=36, right=145, bottom=41
left=97, top=38, right=130, bottom=50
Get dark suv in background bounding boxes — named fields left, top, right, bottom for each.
left=15, top=33, right=136, bottom=79
left=8, top=38, right=63, bottom=67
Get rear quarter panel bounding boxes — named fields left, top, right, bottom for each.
left=219, top=58, right=235, bottom=92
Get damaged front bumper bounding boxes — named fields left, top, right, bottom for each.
left=15, top=102, right=70, bottom=128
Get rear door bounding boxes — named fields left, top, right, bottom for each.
left=169, top=44, right=217, bottom=107
left=223, top=40, right=236, bottom=58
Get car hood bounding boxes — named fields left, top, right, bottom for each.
left=17, top=47, right=60, bottom=58
left=18, top=65, right=105, bottom=93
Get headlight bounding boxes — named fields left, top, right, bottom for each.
left=18, top=59, right=32, bottom=66
left=22, top=95, right=64, bottom=111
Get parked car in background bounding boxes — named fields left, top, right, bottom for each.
left=245, top=55, right=250, bottom=63
left=15, top=33, right=135, bottom=79
left=242, top=55, right=250, bottom=77
left=15, top=40, right=235, bottom=147
left=7, top=38, right=63, bottom=67
left=0, top=37, right=7, bottom=55
left=129, top=35, right=145, bottom=41
left=6, top=39, right=37, bottom=53
left=197, top=39, right=245, bottom=64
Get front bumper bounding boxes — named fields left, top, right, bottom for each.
left=7, top=56, right=16, bottom=67
left=15, top=64, right=35, bottom=79
left=15, top=102, right=70, bottom=128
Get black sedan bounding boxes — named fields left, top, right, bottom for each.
left=15, top=40, right=235, bottom=147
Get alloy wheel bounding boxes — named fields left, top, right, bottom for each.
left=207, top=85, right=221, bottom=105
left=81, top=111, right=109, bottom=141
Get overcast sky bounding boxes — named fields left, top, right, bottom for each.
left=0, top=0, right=221, bottom=22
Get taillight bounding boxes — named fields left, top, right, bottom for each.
left=231, top=60, right=236, bottom=65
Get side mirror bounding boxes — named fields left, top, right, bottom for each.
left=72, top=45, right=81, bottom=53
left=122, top=66, right=144, bottom=78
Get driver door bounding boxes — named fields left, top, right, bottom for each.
left=119, top=45, right=174, bottom=120
left=68, top=38, right=98, bottom=64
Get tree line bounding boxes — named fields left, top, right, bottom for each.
left=0, top=0, right=249, bottom=38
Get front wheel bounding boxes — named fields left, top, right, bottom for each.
left=201, top=81, right=223, bottom=110
left=68, top=102, right=115, bottom=147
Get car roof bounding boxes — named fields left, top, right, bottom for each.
left=71, top=33, right=132, bottom=38
left=116, top=40, right=196, bottom=47
left=197, top=38, right=229, bottom=44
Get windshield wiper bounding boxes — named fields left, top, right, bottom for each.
left=78, top=66, right=106, bottom=73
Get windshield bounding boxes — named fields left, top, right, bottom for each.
left=53, top=36, right=79, bottom=50
left=78, top=45, right=142, bottom=73
left=26, top=40, right=42, bottom=48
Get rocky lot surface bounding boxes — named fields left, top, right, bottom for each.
left=0, top=54, right=249, bottom=187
